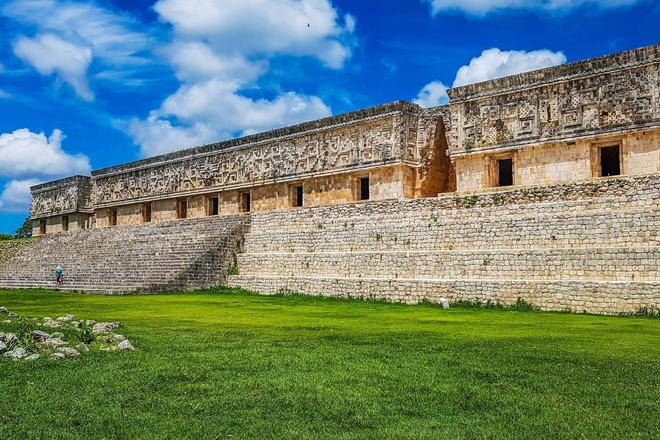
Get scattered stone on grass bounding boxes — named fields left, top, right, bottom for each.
left=439, top=298, right=450, bottom=309
left=42, top=318, right=62, bottom=328
left=43, top=338, right=66, bottom=348
left=57, top=315, right=75, bottom=322
left=0, top=311, right=134, bottom=362
left=58, top=347, right=80, bottom=358
left=0, top=307, right=7, bottom=313
left=93, top=322, right=122, bottom=334
left=4, top=348, right=27, bottom=359
left=32, top=330, right=51, bottom=342
left=117, top=340, right=134, bottom=351
left=0, top=332, right=18, bottom=344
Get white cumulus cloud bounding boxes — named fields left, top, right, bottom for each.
left=0, top=128, right=91, bottom=213
left=0, top=179, right=41, bottom=213
left=425, top=0, right=645, bottom=15
left=453, top=48, right=566, bottom=86
left=2, top=0, right=154, bottom=96
left=128, top=0, right=352, bottom=157
left=129, top=84, right=331, bottom=157
left=13, top=33, right=94, bottom=101
left=0, top=128, right=91, bottom=179
left=154, top=0, right=355, bottom=69
left=413, top=48, right=566, bottom=107
left=413, top=81, right=450, bottom=108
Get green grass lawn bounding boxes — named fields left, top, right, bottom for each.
left=0, top=289, right=658, bottom=439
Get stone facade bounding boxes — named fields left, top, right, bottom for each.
left=8, top=44, right=659, bottom=314
left=228, top=174, right=659, bottom=314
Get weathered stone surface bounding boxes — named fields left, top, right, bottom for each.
left=4, top=348, right=27, bottom=359
left=113, top=334, right=126, bottom=341
left=57, top=315, right=75, bottom=322
left=0, top=333, right=18, bottom=344
left=117, top=340, right=134, bottom=351
left=24, top=354, right=40, bottom=361
left=0, top=307, right=7, bottom=313
left=0, top=341, right=6, bottom=354
left=58, top=347, right=80, bottom=358
left=43, top=338, right=66, bottom=348
left=93, top=322, right=122, bottom=334
left=49, top=352, right=66, bottom=360
left=42, top=318, right=62, bottom=328
left=32, top=330, right=51, bottom=342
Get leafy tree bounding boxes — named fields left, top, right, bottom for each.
left=14, top=217, right=33, bottom=239
left=0, top=233, right=14, bottom=241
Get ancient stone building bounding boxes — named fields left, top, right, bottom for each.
left=0, top=44, right=658, bottom=314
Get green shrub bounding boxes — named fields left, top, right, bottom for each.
left=77, top=323, right=96, bottom=345
left=509, top=298, right=538, bottom=312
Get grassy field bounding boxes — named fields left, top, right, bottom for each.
left=0, top=289, right=658, bottom=439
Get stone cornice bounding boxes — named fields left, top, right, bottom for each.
left=448, top=44, right=660, bottom=102
left=93, top=101, right=418, bottom=178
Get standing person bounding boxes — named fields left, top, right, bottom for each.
left=55, top=265, right=64, bottom=287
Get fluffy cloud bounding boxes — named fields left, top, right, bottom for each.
left=154, top=0, right=355, bottom=69
left=13, top=33, right=94, bottom=101
left=0, top=128, right=91, bottom=213
left=162, top=42, right=266, bottom=85
left=2, top=0, right=153, bottom=97
left=453, top=48, right=566, bottom=86
left=425, top=0, right=645, bottom=15
left=413, top=81, right=449, bottom=108
left=0, top=128, right=91, bottom=179
left=413, top=48, right=565, bottom=107
left=0, top=179, right=41, bottom=213
left=130, top=85, right=331, bottom=157
left=128, top=0, right=352, bottom=157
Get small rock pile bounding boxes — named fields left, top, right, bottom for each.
left=0, top=306, right=135, bottom=362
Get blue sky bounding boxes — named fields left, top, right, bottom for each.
left=0, top=0, right=658, bottom=233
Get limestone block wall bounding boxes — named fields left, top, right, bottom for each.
left=229, top=174, right=660, bottom=314
left=454, top=129, right=660, bottom=191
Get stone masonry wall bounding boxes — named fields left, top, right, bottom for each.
left=229, top=174, right=660, bottom=314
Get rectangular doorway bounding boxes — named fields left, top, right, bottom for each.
left=498, top=158, right=513, bottom=187
left=241, top=192, right=251, bottom=213
left=600, top=145, right=621, bottom=177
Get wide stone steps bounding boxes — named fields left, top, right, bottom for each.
left=227, top=275, right=660, bottom=314
left=235, top=248, right=659, bottom=282
left=0, top=214, right=249, bottom=293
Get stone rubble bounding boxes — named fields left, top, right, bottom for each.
left=0, top=307, right=135, bottom=362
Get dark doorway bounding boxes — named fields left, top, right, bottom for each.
left=209, top=197, right=219, bottom=216
left=39, top=219, right=46, bottom=235
left=498, top=159, right=513, bottom=187
left=359, top=177, right=370, bottom=201
left=109, top=209, right=118, bottom=226
left=293, top=185, right=304, bottom=207
left=178, top=200, right=188, bottom=219
left=600, top=145, right=621, bottom=177
left=62, top=215, right=69, bottom=232
left=241, top=192, right=251, bottom=212
left=143, top=203, right=152, bottom=223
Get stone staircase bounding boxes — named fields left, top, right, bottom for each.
left=0, top=215, right=250, bottom=294
left=228, top=175, right=660, bottom=314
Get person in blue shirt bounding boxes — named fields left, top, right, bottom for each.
left=55, top=265, right=64, bottom=286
